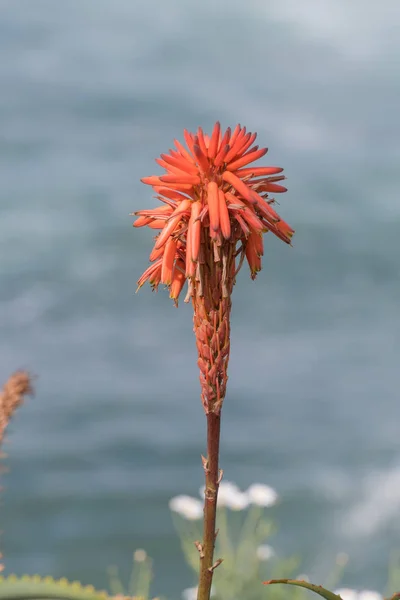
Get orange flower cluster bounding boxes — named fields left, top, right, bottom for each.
left=133, top=123, right=294, bottom=305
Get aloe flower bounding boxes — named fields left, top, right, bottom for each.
left=133, top=123, right=294, bottom=600
left=133, top=123, right=294, bottom=414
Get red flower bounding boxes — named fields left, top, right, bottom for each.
left=133, top=123, right=294, bottom=304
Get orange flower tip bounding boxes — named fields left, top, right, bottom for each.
left=141, top=176, right=163, bottom=186
left=160, top=174, right=200, bottom=185
left=208, top=121, right=221, bottom=159
left=147, top=219, right=166, bottom=229
left=226, top=147, right=268, bottom=172
left=235, top=166, right=284, bottom=177
left=270, top=184, right=287, bottom=193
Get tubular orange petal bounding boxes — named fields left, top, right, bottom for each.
left=170, top=259, right=186, bottom=306
left=259, top=182, right=288, bottom=193
left=165, top=205, right=191, bottom=223
left=252, top=230, right=264, bottom=256
left=214, top=143, right=230, bottom=168
left=174, top=138, right=196, bottom=164
left=229, top=124, right=242, bottom=150
left=148, top=219, right=167, bottom=229
left=191, top=201, right=202, bottom=262
left=160, top=153, right=199, bottom=175
left=141, top=176, right=164, bottom=186
left=224, top=191, right=246, bottom=208
left=153, top=187, right=190, bottom=202
left=183, top=129, right=197, bottom=158
left=219, top=190, right=231, bottom=239
left=254, top=175, right=286, bottom=184
left=155, top=181, right=195, bottom=191
left=231, top=131, right=254, bottom=161
left=240, top=208, right=265, bottom=233
left=217, top=127, right=231, bottom=153
left=234, top=212, right=251, bottom=236
left=136, top=259, right=163, bottom=290
left=155, top=199, right=191, bottom=249
left=239, top=131, right=257, bottom=155
left=133, top=216, right=152, bottom=227
left=208, top=121, right=220, bottom=159
left=222, top=171, right=257, bottom=204
left=160, top=173, right=201, bottom=185
left=276, top=219, right=295, bottom=240
left=161, top=237, right=177, bottom=284
left=157, top=161, right=196, bottom=178
left=149, top=244, right=165, bottom=261
left=245, top=232, right=262, bottom=279
left=193, top=143, right=209, bottom=173
left=226, top=147, right=268, bottom=171
left=207, top=181, right=220, bottom=234
left=252, top=193, right=281, bottom=222
left=136, top=205, right=173, bottom=217
left=155, top=158, right=171, bottom=171
left=155, top=196, right=181, bottom=209
left=235, top=166, right=283, bottom=177
left=224, top=128, right=247, bottom=163
left=149, top=270, right=162, bottom=289
left=267, top=224, right=294, bottom=244
left=197, top=127, right=208, bottom=157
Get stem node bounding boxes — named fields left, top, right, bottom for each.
left=208, top=559, right=223, bottom=573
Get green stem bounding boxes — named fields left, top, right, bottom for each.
left=197, top=411, right=221, bottom=600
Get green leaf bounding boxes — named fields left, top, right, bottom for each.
left=263, top=578, right=342, bottom=600
left=0, top=575, right=110, bottom=600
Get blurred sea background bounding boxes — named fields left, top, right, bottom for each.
left=1, top=0, right=400, bottom=597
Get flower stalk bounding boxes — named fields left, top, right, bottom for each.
left=197, top=411, right=221, bottom=600
left=133, top=122, right=294, bottom=600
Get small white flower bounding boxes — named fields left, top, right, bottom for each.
left=358, top=592, right=383, bottom=600
left=217, top=481, right=241, bottom=502
left=133, top=549, right=147, bottom=562
left=182, top=587, right=198, bottom=600
left=335, top=552, right=349, bottom=567
left=169, top=495, right=203, bottom=520
left=246, top=483, right=278, bottom=507
left=256, top=544, right=275, bottom=561
left=335, top=590, right=359, bottom=600
left=225, top=492, right=250, bottom=511
left=182, top=586, right=215, bottom=600
left=217, top=481, right=250, bottom=511
left=335, top=589, right=382, bottom=600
